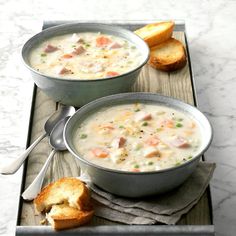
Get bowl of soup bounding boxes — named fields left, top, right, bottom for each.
left=64, top=92, right=213, bottom=197
left=22, top=23, right=149, bottom=106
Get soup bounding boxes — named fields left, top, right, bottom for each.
left=29, top=32, right=142, bottom=80
left=73, top=103, right=202, bottom=172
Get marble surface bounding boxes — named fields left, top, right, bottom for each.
left=0, top=0, right=235, bottom=235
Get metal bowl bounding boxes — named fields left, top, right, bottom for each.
left=64, top=92, right=213, bottom=197
left=22, top=23, right=149, bottom=107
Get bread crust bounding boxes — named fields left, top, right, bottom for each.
left=149, top=38, right=187, bottom=72
left=34, top=177, right=93, bottom=230
left=47, top=204, right=94, bottom=230
left=135, top=21, right=174, bottom=47
left=34, top=177, right=90, bottom=213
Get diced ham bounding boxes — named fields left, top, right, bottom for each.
left=44, top=44, right=58, bottom=53
left=91, top=148, right=109, bottom=158
left=135, top=111, right=152, bottom=122
left=57, top=67, right=72, bottom=75
left=143, top=147, right=161, bottom=158
left=77, top=38, right=84, bottom=43
left=111, top=137, right=126, bottom=148
left=70, top=33, right=84, bottom=43
left=171, top=136, right=189, bottom=148
left=72, top=46, right=85, bottom=55
left=146, top=136, right=160, bottom=146
left=108, top=42, right=122, bottom=49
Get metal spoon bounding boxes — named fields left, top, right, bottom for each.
left=22, top=116, right=70, bottom=200
left=0, top=106, right=75, bottom=175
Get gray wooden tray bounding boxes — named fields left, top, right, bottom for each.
left=15, top=20, right=215, bottom=235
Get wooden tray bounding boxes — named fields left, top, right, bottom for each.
left=15, top=21, right=214, bottom=235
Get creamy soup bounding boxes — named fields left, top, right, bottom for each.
left=74, top=103, right=202, bottom=172
left=29, top=32, right=142, bottom=79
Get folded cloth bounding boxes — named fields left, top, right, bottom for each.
left=86, top=162, right=215, bottom=225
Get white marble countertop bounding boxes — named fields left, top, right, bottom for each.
left=0, top=0, right=235, bottom=235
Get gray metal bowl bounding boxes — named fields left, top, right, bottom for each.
left=64, top=92, right=213, bottom=197
left=22, top=23, right=149, bottom=107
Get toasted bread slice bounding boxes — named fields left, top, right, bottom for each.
left=34, top=177, right=90, bottom=213
left=46, top=204, right=94, bottom=230
left=149, top=38, right=187, bottom=72
left=134, top=21, right=174, bottom=47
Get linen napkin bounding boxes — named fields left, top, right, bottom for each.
left=81, top=162, right=215, bottom=225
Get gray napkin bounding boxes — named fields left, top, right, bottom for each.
left=87, top=162, right=216, bottom=225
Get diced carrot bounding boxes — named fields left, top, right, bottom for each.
left=44, top=44, right=58, bottom=53
left=191, top=122, right=196, bottom=128
left=132, top=168, right=140, bottom=172
left=96, top=36, right=112, bottom=47
left=91, top=148, right=109, bottom=158
left=144, top=147, right=161, bottom=158
left=165, top=120, right=174, bottom=128
left=161, top=119, right=174, bottom=128
left=145, top=150, right=160, bottom=158
left=106, top=71, right=119, bottom=77
left=62, top=54, right=73, bottom=59
left=146, top=137, right=160, bottom=146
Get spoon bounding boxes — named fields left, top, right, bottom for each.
left=22, top=116, right=70, bottom=200
left=0, top=106, right=75, bottom=175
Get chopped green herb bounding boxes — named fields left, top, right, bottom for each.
left=134, top=108, right=140, bottom=112
left=85, top=43, right=90, bottom=48
left=178, top=118, right=183, bottom=121
left=134, top=164, right=140, bottom=168
left=40, top=53, right=47, bottom=57
left=131, top=46, right=136, bottom=49
left=119, top=125, right=124, bottom=129
left=72, top=45, right=76, bottom=48
left=148, top=161, right=154, bottom=166
left=127, top=61, right=133, bottom=64
left=80, top=134, right=87, bottom=139
left=176, top=123, right=183, bottom=128
left=175, top=162, right=181, bottom=166
left=188, top=156, right=193, bottom=160
left=142, top=122, right=148, bottom=126
left=156, top=128, right=162, bottom=132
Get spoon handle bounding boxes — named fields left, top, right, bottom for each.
left=0, top=133, right=47, bottom=175
left=22, top=149, right=56, bottom=201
